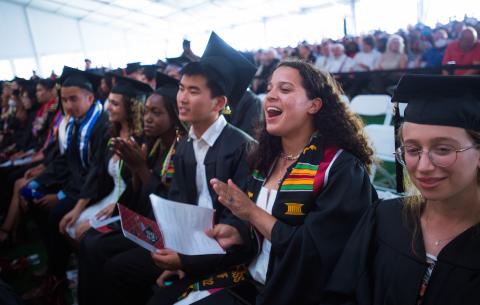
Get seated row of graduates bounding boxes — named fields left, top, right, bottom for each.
left=15, top=31, right=480, bottom=305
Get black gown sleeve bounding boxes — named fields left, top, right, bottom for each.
left=321, top=202, right=378, bottom=305
left=42, top=139, right=60, bottom=166
left=263, top=154, right=376, bottom=305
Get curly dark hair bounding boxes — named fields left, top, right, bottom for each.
left=109, top=95, right=143, bottom=138
left=248, top=60, right=374, bottom=175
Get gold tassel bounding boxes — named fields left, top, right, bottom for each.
left=223, top=105, right=232, bottom=115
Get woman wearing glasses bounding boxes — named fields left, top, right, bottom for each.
left=322, top=75, right=480, bottom=305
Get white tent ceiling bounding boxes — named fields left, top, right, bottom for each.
left=1, top=0, right=357, bottom=78
left=4, top=0, right=350, bottom=38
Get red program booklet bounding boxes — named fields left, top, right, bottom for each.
left=117, top=204, right=164, bottom=252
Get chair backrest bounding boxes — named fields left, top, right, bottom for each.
left=340, top=95, right=350, bottom=104
left=350, top=94, right=392, bottom=125
left=391, top=102, right=407, bottom=118
left=364, top=124, right=395, bottom=162
left=257, top=93, right=267, bottom=105
left=398, top=102, right=407, bottom=117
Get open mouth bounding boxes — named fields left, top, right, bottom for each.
left=266, top=106, right=283, bottom=118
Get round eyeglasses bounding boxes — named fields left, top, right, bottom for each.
left=394, top=144, right=479, bottom=168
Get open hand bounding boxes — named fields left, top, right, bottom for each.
left=210, top=178, right=256, bottom=222
left=111, top=137, right=147, bottom=170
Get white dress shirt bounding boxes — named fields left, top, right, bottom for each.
left=188, top=115, right=227, bottom=209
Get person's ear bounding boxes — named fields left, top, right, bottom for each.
left=87, top=92, right=95, bottom=104
left=213, top=95, right=227, bottom=113
left=307, top=97, right=322, bottom=114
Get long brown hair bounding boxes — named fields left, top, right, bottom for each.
left=248, top=60, right=374, bottom=174
left=109, top=95, right=144, bottom=138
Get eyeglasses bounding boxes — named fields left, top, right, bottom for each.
left=394, top=144, right=479, bottom=168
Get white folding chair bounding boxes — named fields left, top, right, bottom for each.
left=364, top=124, right=396, bottom=189
left=349, top=94, right=392, bottom=125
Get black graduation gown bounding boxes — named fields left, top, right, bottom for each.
left=226, top=89, right=262, bottom=137
left=82, top=136, right=134, bottom=209
left=35, top=108, right=109, bottom=201
left=115, top=138, right=174, bottom=217
left=11, top=106, right=37, bottom=152
left=322, top=198, right=480, bottom=305
left=245, top=138, right=377, bottom=305
left=77, top=140, right=176, bottom=305
left=168, top=123, right=256, bottom=276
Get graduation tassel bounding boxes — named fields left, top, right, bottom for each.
left=223, top=105, right=232, bottom=115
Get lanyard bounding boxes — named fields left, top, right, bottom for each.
left=115, top=158, right=124, bottom=202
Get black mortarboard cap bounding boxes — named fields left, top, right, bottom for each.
left=125, top=62, right=142, bottom=75
left=110, top=68, right=124, bottom=76
left=166, top=56, right=191, bottom=68
left=59, top=66, right=102, bottom=93
left=392, top=74, right=480, bottom=131
left=392, top=74, right=480, bottom=193
left=109, top=74, right=153, bottom=98
left=89, top=68, right=106, bottom=76
left=12, top=77, right=27, bottom=86
left=197, top=32, right=256, bottom=103
left=141, top=65, right=158, bottom=81
left=155, top=72, right=179, bottom=102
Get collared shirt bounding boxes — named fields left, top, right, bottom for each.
left=188, top=115, right=227, bottom=209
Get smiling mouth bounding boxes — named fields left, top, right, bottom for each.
left=266, top=106, right=283, bottom=118
left=416, top=177, right=446, bottom=188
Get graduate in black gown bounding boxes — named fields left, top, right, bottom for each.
left=149, top=61, right=377, bottom=305
left=131, top=32, right=256, bottom=305
left=57, top=74, right=153, bottom=240
left=322, top=75, right=480, bottom=305
left=23, top=66, right=108, bottom=300
left=0, top=78, right=60, bottom=223
left=78, top=72, right=186, bottom=305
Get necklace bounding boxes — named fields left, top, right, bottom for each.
left=423, top=214, right=469, bottom=247
left=432, top=236, right=455, bottom=247
left=280, top=151, right=302, bottom=161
